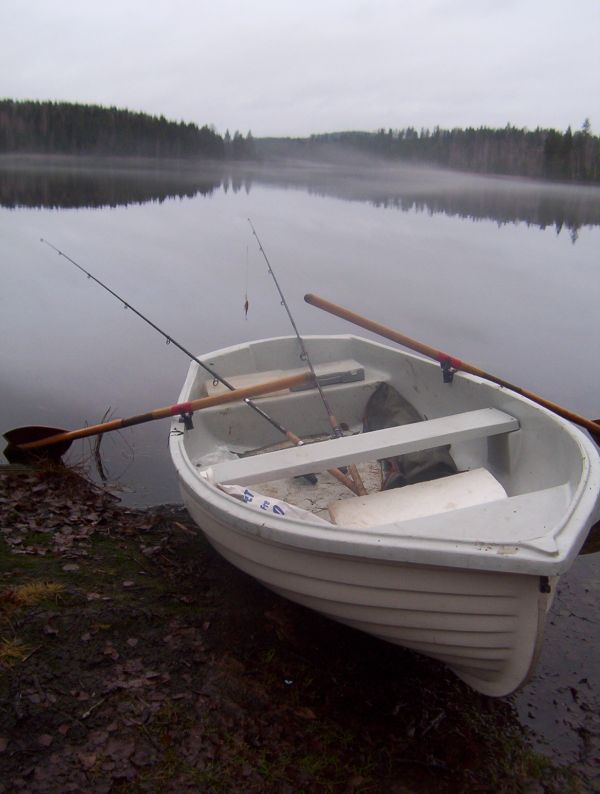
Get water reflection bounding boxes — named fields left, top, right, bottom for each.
left=0, top=156, right=223, bottom=209
left=2, top=155, right=600, bottom=238
left=244, top=161, right=600, bottom=241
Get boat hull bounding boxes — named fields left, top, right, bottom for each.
left=169, top=334, right=598, bottom=697
left=179, top=478, right=551, bottom=697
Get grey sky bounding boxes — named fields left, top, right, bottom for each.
left=2, top=0, right=598, bottom=137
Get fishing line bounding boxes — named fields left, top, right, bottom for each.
left=247, top=220, right=367, bottom=494
left=247, top=219, right=342, bottom=436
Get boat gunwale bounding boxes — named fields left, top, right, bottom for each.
left=169, top=335, right=600, bottom=576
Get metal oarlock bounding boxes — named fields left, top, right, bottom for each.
left=440, top=359, right=457, bottom=384
left=179, top=412, right=194, bottom=430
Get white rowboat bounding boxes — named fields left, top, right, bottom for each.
left=169, top=335, right=600, bottom=697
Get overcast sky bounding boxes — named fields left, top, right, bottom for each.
left=2, top=0, right=599, bottom=138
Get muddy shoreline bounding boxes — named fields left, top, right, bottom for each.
left=0, top=465, right=596, bottom=792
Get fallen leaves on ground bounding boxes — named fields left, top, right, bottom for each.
left=0, top=465, right=591, bottom=793
left=0, top=465, right=157, bottom=558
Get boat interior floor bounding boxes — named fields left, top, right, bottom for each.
left=255, top=461, right=383, bottom=522
left=239, top=433, right=382, bottom=521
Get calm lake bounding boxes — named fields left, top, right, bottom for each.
left=1, top=155, right=599, bottom=768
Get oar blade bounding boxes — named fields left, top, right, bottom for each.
left=3, top=426, right=72, bottom=464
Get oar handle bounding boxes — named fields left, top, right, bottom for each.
left=16, top=372, right=314, bottom=451
left=304, top=293, right=600, bottom=441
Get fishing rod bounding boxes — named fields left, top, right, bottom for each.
left=39, top=238, right=305, bottom=439
left=248, top=220, right=367, bottom=495
left=38, top=239, right=359, bottom=493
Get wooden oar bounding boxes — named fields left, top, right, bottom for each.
left=4, top=371, right=362, bottom=494
left=3, top=372, right=313, bottom=462
left=304, top=293, right=600, bottom=443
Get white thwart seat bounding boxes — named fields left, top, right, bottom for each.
left=207, top=408, right=519, bottom=486
left=328, top=468, right=508, bottom=528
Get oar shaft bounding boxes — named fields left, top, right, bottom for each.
left=304, top=293, right=600, bottom=439
left=16, top=372, right=313, bottom=451
left=305, top=293, right=457, bottom=365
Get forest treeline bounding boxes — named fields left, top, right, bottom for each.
left=1, top=100, right=598, bottom=183
left=0, top=100, right=255, bottom=160
left=299, top=123, right=600, bottom=183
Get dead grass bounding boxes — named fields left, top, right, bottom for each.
left=10, top=581, right=65, bottom=606
left=0, top=637, right=29, bottom=668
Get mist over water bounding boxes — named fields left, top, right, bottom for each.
left=3, top=154, right=600, bottom=237
left=1, top=157, right=599, bottom=764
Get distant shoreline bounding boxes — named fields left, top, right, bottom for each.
left=2, top=152, right=599, bottom=194
left=2, top=100, right=599, bottom=184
